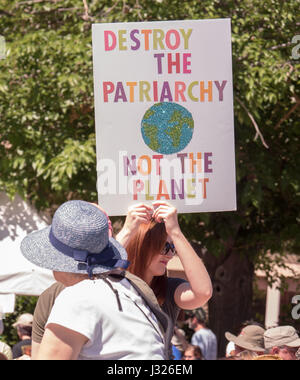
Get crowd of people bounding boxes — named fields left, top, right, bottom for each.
left=0, top=200, right=299, bottom=361
left=1, top=309, right=299, bottom=361
left=174, top=315, right=300, bottom=361
left=170, top=310, right=300, bottom=361
left=0, top=313, right=32, bottom=360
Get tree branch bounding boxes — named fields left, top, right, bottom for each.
left=0, top=9, right=14, bottom=16
left=122, top=0, right=129, bottom=15
left=274, top=95, right=300, bottom=130
left=82, top=0, right=89, bottom=20
left=270, top=42, right=293, bottom=51
left=16, top=0, right=62, bottom=5
left=24, top=7, right=80, bottom=14
left=235, top=96, right=269, bottom=149
left=101, top=0, right=121, bottom=17
left=134, top=0, right=143, bottom=20
left=135, top=0, right=142, bottom=8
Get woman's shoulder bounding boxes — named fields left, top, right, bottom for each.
left=50, top=280, right=102, bottom=315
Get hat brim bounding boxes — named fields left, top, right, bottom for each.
left=285, top=338, right=300, bottom=348
left=21, top=226, right=128, bottom=275
left=12, top=322, right=32, bottom=328
left=225, top=332, right=265, bottom=352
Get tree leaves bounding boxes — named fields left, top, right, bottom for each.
left=0, top=0, right=299, bottom=271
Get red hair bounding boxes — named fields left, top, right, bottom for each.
left=125, top=221, right=168, bottom=305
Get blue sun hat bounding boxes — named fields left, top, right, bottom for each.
left=20, top=200, right=130, bottom=277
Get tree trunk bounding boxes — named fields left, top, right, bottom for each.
left=193, top=244, right=255, bottom=358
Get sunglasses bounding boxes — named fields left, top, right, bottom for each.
left=161, top=242, right=176, bottom=256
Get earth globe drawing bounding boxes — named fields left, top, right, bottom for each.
left=141, top=102, right=194, bottom=155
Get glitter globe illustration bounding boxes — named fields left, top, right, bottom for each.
left=141, top=102, right=194, bottom=155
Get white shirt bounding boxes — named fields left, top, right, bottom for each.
left=226, top=341, right=235, bottom=357
left=46, top=277, right=165, bottom=360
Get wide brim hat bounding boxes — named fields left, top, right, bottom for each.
left=21, top=200, right=129, bottom=276
left=225, top=325, right=266, bottom=352
left=264, top=326, right=300, bottom=349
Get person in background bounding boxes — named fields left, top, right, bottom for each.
left=0, top=312, right=3, bottom=336
left=226, top=340, right=236, bottom=357
left=225, top=325, right=266, bottom=357
left=264, top=326, right=300, bottom=361
left=0, top=312, right=13, bottom=360
left=0, top=352, right=8, bottom=360
left=171, top=323, right=189, bottom=360
left=172, top=343, right=182, bottom=360
left=252, top=354, right=282, bottom=360
left=12, top=313, right=33, bottom=359
left=0, top=340, right=12, bottom=361
left=187, top=307, right=217, bottom=360
left=236, top=350, right=258, bottom=360
left=182, top=344, right=203, bottom=360
left=225, top=320, right=265, bottom=357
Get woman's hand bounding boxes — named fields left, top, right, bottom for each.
left=125, top=203, right=153, bottom=230
left=152, top=201, right=181, bottom=237
left=116, top=203, right=153, bottom=246
left=153, top=201, right=213, bottom=309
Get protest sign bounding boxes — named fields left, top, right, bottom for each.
left=92, top=19, right=236, bottom=215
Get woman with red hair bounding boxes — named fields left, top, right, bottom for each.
left=116, top=201, right=212, bottom=326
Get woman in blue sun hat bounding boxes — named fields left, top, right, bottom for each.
left=21, top=200, right=166, bottom=360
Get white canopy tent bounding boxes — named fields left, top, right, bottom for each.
left=0, top=193, right=55, bottom=311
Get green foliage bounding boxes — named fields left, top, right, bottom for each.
left=0, top=0, right=97, bottom=208
left=0, top=0, right=299, bottom=273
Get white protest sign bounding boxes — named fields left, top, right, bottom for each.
left=92, top=19, right=236, bottom=215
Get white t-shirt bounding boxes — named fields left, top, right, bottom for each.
left=226, top=341, right=235, bottom=357
left=46, top=277, right=165, bottom=360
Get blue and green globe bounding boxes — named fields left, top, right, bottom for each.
left=141, top=102, right=194, bottom=155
